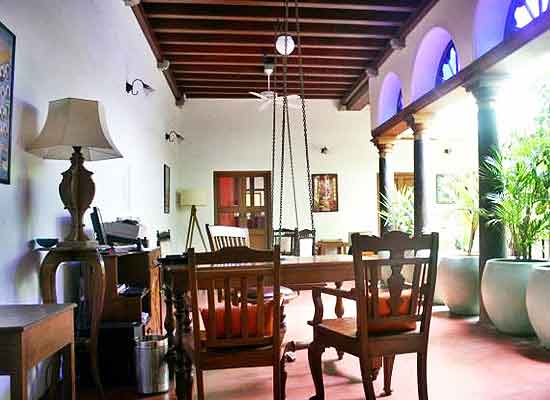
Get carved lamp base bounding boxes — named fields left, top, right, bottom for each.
left=58, top=146, right=98, bottom=249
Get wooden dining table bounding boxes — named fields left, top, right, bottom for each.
left=160, top=254, right=378, bottom=400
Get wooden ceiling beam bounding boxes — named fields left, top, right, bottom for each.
left=149, top=19, right=398, bottom=39
left=177, top=75, right=355, bottom=84
left=186, top=94, right=342, bottom=99
left=156, top=33, right=387, bottom=50
left=178, top=80, right=351, bottom=88
left=181, top=84, right=350, bottom=91
left=141, top=0, right=419, bottom=13
left=160, top=44, right=379, bottom=60
left=143, top=4, right=408, bottom=27
left=172, top=66, right=361, bottom=77
left=169, top=55, right=366, bottom=69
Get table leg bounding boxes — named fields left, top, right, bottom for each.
left=173, top=289, right=193, bottom=400
left=62, top=343, right=76, bottom=400
left=11, top=368, right=28, bottom=400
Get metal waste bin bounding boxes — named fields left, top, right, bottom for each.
left=134, top=335, right=169, bottom=394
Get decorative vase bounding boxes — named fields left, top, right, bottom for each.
left=526, top=265, right=550, bottom=348
left=439, top=255, right=479, bottom=315
left=481, top=258, right=540, bottom=336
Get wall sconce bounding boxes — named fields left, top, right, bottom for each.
left=126, top=78, right=154, bottom=96
left=165, top=130, right=184, bottom=143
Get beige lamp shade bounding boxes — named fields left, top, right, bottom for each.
left=27, top=98, right=122, bottom=161
left=179, top=189, right=208, bottom=207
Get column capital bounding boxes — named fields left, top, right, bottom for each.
left=406, top=112, right=434, bottom=139
left=465, top=74, right=508, bottom=106
left=372, top=136, right=395, bottom=157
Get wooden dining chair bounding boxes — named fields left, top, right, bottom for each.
left=308, top=231, right=439, bottom=400
left=273, top=228, right=299, bottom=255
left=206, top=224, right=250, bottom=251
left=187, top=245, right=291, bottom=400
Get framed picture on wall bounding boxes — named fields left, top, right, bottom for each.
left=0, top=21, right=15, bottom=185
left=164, top=164, right=170, bottom=214
left=436, top=174, right=456, bottom=204
left=312, top=174, right=339, bottom=212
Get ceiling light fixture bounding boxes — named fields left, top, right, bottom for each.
left=275, top=35, right=295, bottom=56
left=126, top=78, right=154, bottom=96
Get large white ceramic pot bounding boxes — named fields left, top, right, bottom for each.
left=526, top=265, right=550, bottom=348
left=439, top=255, right=479, bottom=315
left=481, top=259, right=539, bottom=336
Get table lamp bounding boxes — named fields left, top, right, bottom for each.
left=27, top=98, right=122, bottom=249
left=179, top=189, right=208, bottom=250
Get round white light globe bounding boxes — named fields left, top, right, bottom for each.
left=276, top=35, right=295, bottom=55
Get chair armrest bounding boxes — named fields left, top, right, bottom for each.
left=318, top=287, right=357, bottom=300
left=309, top=287, right=357, bottom=326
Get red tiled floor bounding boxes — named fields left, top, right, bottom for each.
left=81, top=291, right=550, bottom=400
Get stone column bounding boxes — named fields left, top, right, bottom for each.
left=467, top=76, right=507, bottom=321
left=375, top=138, right=395, bottom=235
left=407, top=113, right=432, bottom=236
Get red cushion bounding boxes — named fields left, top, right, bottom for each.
left=368, top=289, right=416, bottom=333
left=200, top=302, right=274, bottom=338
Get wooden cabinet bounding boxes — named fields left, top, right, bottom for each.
left=101, top=249, right=162, bottom=335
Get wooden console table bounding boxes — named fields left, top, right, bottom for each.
left=160, top=254, right=382, bottom=400
left=0, top=304, right=76, bottom=400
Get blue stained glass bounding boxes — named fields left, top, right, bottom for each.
left=436, top=41, right=459, bottom=86
left=506, top=0, right=549, bottom=37
left=396, top=90, right=403, bottom=113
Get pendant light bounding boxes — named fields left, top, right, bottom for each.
left=275, top=35, right=295, bottom=55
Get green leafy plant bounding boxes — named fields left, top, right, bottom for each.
left=451, top=172, right=479, bottom=255
left=481, top=84, right=550, bottom=260
left=379, top=186, right=414, bottom=235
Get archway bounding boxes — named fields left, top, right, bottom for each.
left=378, top=72, right=403, bottom=125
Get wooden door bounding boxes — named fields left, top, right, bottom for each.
left=213, top=171, right=272, bottom=249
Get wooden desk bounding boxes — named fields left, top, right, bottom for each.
left=0, top=304, right=76, bottom=400
left=160, top=254, right=377, bottom=400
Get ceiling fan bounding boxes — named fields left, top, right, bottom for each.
left=249, top=56, right=300, bottom=111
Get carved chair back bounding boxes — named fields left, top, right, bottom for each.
left=350, top=231, right=439, bottom=339
left=188, top=246, right=281, bottom=352
left=206, top=224, right=250, bottom=251
left=297, top=228, right=316, bottom=256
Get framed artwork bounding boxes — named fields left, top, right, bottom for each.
left=436, top=174, right=456, bottom=204
left=0, top=22, right=15, bottom=185
left=164, top=164, right=170, bottom=214
left=312, top=174, right=339, bottom=212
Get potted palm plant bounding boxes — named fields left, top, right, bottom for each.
left=481, top=123, right=550, bottom=336
left=439, top=172, right=480, bottom=315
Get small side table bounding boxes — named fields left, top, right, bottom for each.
left=40, top=247, right=106, bottom=398
left=0, top=304, right=76, bottom=400
left=316, top=240, right=349, bottom=255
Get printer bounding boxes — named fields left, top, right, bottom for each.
left=90, top=207, right=146, bottom=247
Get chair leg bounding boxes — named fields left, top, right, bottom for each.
left=89, top=347, right=105, bottom=399
left=359, top=356, right=377, bottom=400
left=383, top=355, right=395, bottom=396
left=417, top=352, right=428, bottom=400
left=308, top=341, right=325, bottom=400
left=280, top=356, right=288, bottom=400
left=196, top=368, right=205, bottom=400
left=273, top=359, right=281, bottom=400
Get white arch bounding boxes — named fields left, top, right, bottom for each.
left=473, top=0, right=513, bottom=57
left=410, top=27, right=456, bottom=101
left=377, top=72, right=403, bottom=125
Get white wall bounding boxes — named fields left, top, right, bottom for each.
left=0, top=1, right=185, bottom=397
left=180, top=99, right=377, bottom=246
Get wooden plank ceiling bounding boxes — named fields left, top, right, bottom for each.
left=133, top=0, right=434, bottom=109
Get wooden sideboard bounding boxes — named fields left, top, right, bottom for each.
left=102, top=249, right=163, bottom=335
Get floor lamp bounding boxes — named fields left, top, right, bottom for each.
left=180, top=189, right=208, bottom=251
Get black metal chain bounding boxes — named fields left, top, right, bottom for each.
left=294, top=0, right=315, bottom=233
left=271, top=20, right=280, bottom=247
left=286, top=103, right=300, bottom=229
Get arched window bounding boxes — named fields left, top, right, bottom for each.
left=436, top=41, right=459, bottom=85
left=505, top=0, right=549, bottom=37
left=396, top=90, right=404, bottom=113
